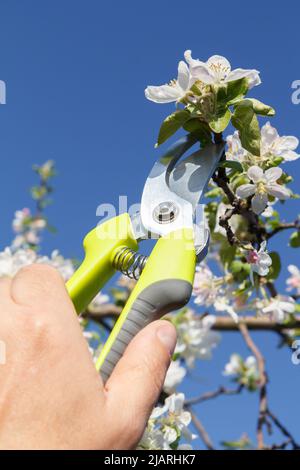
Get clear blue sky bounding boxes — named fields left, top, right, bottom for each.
left=0, top=0, right=299, bottom=449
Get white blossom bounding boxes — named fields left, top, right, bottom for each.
left=138, top=393, right=195, bottom=450
left=286, top=265, right=300, bottom=295
left=138, top=424, right=172, bottom=450
left=223, top=354, right=260, bottom=389
left=261, top=122, right=300, bottom=162
left=226, top=131, right=248, bottom=163
left=246, top=240, right=272, bottom=284
left=184, top=50, right=261, bottom=89
left=11, top=207, right=47, bottom=249
left=0, top=247, right=37, bottom=277
left=262, top=296, right=295, bottom=323
left=0, top=247, right=74, bottom=282
left=175, top=310, right=220, bottom=367
left=145, top=60, right=195, bottom=104
left=163, top=360, right=186, bottom=394
left=192, top=264, right=219, bottom=306
left=236, top=166, right=290, bottom=214
left=152, top=393, right=196, bottom=441
left=226, top=123, right=299, bottom=165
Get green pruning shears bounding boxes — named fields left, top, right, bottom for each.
left=66, top=135, right=225, bottom=383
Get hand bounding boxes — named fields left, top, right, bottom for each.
left=0, top=264, right=177, bottom=449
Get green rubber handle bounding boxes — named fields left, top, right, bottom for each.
left=95, top=228, right=196, bottom=383
left=66, top=213, right=138, bottom=314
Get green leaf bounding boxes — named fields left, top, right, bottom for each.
left=209, top=108, right=231, bottom=133
left=289, top=231, right=300, bottom=248
left=156, top=110, right=190, bottom=146
left=267, top=252, right=281, bottom=280
left=219, top=160, right=244, bottom=173
left=216, top=78, right=249, bottom=106
left=231, top=100, right=261, bottom=155
left=243, top=98, right=275, bottom=116
left=182, top=119, right=212, bottom=146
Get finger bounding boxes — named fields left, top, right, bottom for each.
left=0, top=277, right=12, bottom=301
left=10, top=264, right=73, bottom=312
left=105, top=320, right=177, bottom=448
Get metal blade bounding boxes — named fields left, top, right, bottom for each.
left=168, top=142, right=225, bottom=210
left=140, top=136, right=225, bottom=237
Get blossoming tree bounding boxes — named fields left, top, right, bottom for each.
left=1, top=51, right=300, bottom=450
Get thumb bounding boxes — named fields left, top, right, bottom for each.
left=104, top=320, right=177, bottom=448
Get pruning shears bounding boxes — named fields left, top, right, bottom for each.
left=66, top=135, right=225, bottom=383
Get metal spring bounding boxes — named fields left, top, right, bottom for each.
left=113, top=247, right=148, bottom=280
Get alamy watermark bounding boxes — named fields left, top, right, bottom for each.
left=291, top=80, right=300, bottom=104
left=291, top=340, right=300, bottom=365
left=0, top=80, right=6, bottom=105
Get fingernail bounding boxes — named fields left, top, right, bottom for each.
left=157, top=323, right=177, bottom=356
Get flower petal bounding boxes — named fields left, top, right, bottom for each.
left=189, top=63, right=216, bottom=84
left=281, top=150, right=300, bottom=162
left=247, top=165, right=264, bottom=183
left=226, top=68, right=261, bottom=89
left=279, top=301, right=295, bottom=313
left=251, top=193, right=268, bottom=214
left=145, top=83, right=183, bottom=103
left=236, top=183, right=256, bottom=198
left=177, top=60, right=190, bottom=91
left=266, top=183, right=290, bottom=199
left=264, top=166, right=282, bottom=183
left=261, top=122, right=279, bottom=152
left=184, top=49, right=203, bottom=68
left=206, top=55, right=231, bottom=81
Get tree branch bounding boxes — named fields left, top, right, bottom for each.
left=238, top=323, right=268, bottom=449
left=84, top=307, right=300, bottom=332
left=266, top=220, right=300, bottom=240
left=190, top=411, right=214, bottom=450
left=185, top=384, right=243, bottom=406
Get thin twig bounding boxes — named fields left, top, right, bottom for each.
left=266, top=221, right=300, bottom=240
left=238, top=323, right=268, bottom=449
left=185, top=384, right=243, bottom=406
left=267, top=408, right=300, bottom=450
left=190, top=411, right=214, bottom=450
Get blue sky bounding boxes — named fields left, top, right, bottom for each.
left=0, top=0, right=299, bottom=449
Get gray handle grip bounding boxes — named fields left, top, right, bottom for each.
left=99, top=279, right=192, bottom=383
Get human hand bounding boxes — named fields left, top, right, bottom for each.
left=0, top=264, right=177, bottom=449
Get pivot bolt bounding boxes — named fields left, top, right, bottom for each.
left=153, top=201, right=179, bottom=224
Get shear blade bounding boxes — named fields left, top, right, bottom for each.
left=140, top=136, right=225, bottom=237
left=169, top=142, right=225, bottom=210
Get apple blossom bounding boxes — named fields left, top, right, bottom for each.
left=138, top=393, right=196, bottom=450
left=246, top=240, right=272, bottom=284
left=163, top=360, right=186, bottom=394
left=223, top=354, right=260, bottom=390
left=226, top=123, right=299, bottom=166
left=192, top=264, right=220, bottom=306
left=286, top=265, right=300, bottom=295
left=236, top=166, right=290, bottom=214
left=262, top=296, right=295, bottom=323
left=226, top=131, right=248, bottom=163
left=0, top=247, right=37, bottom=277
left=174, top=310, right=220, bottom=367
left=145, top=60, right=195, bottom=104
left=184, top=50, right=261, bottom=89
left=261, top=122, right=300, bottom=162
